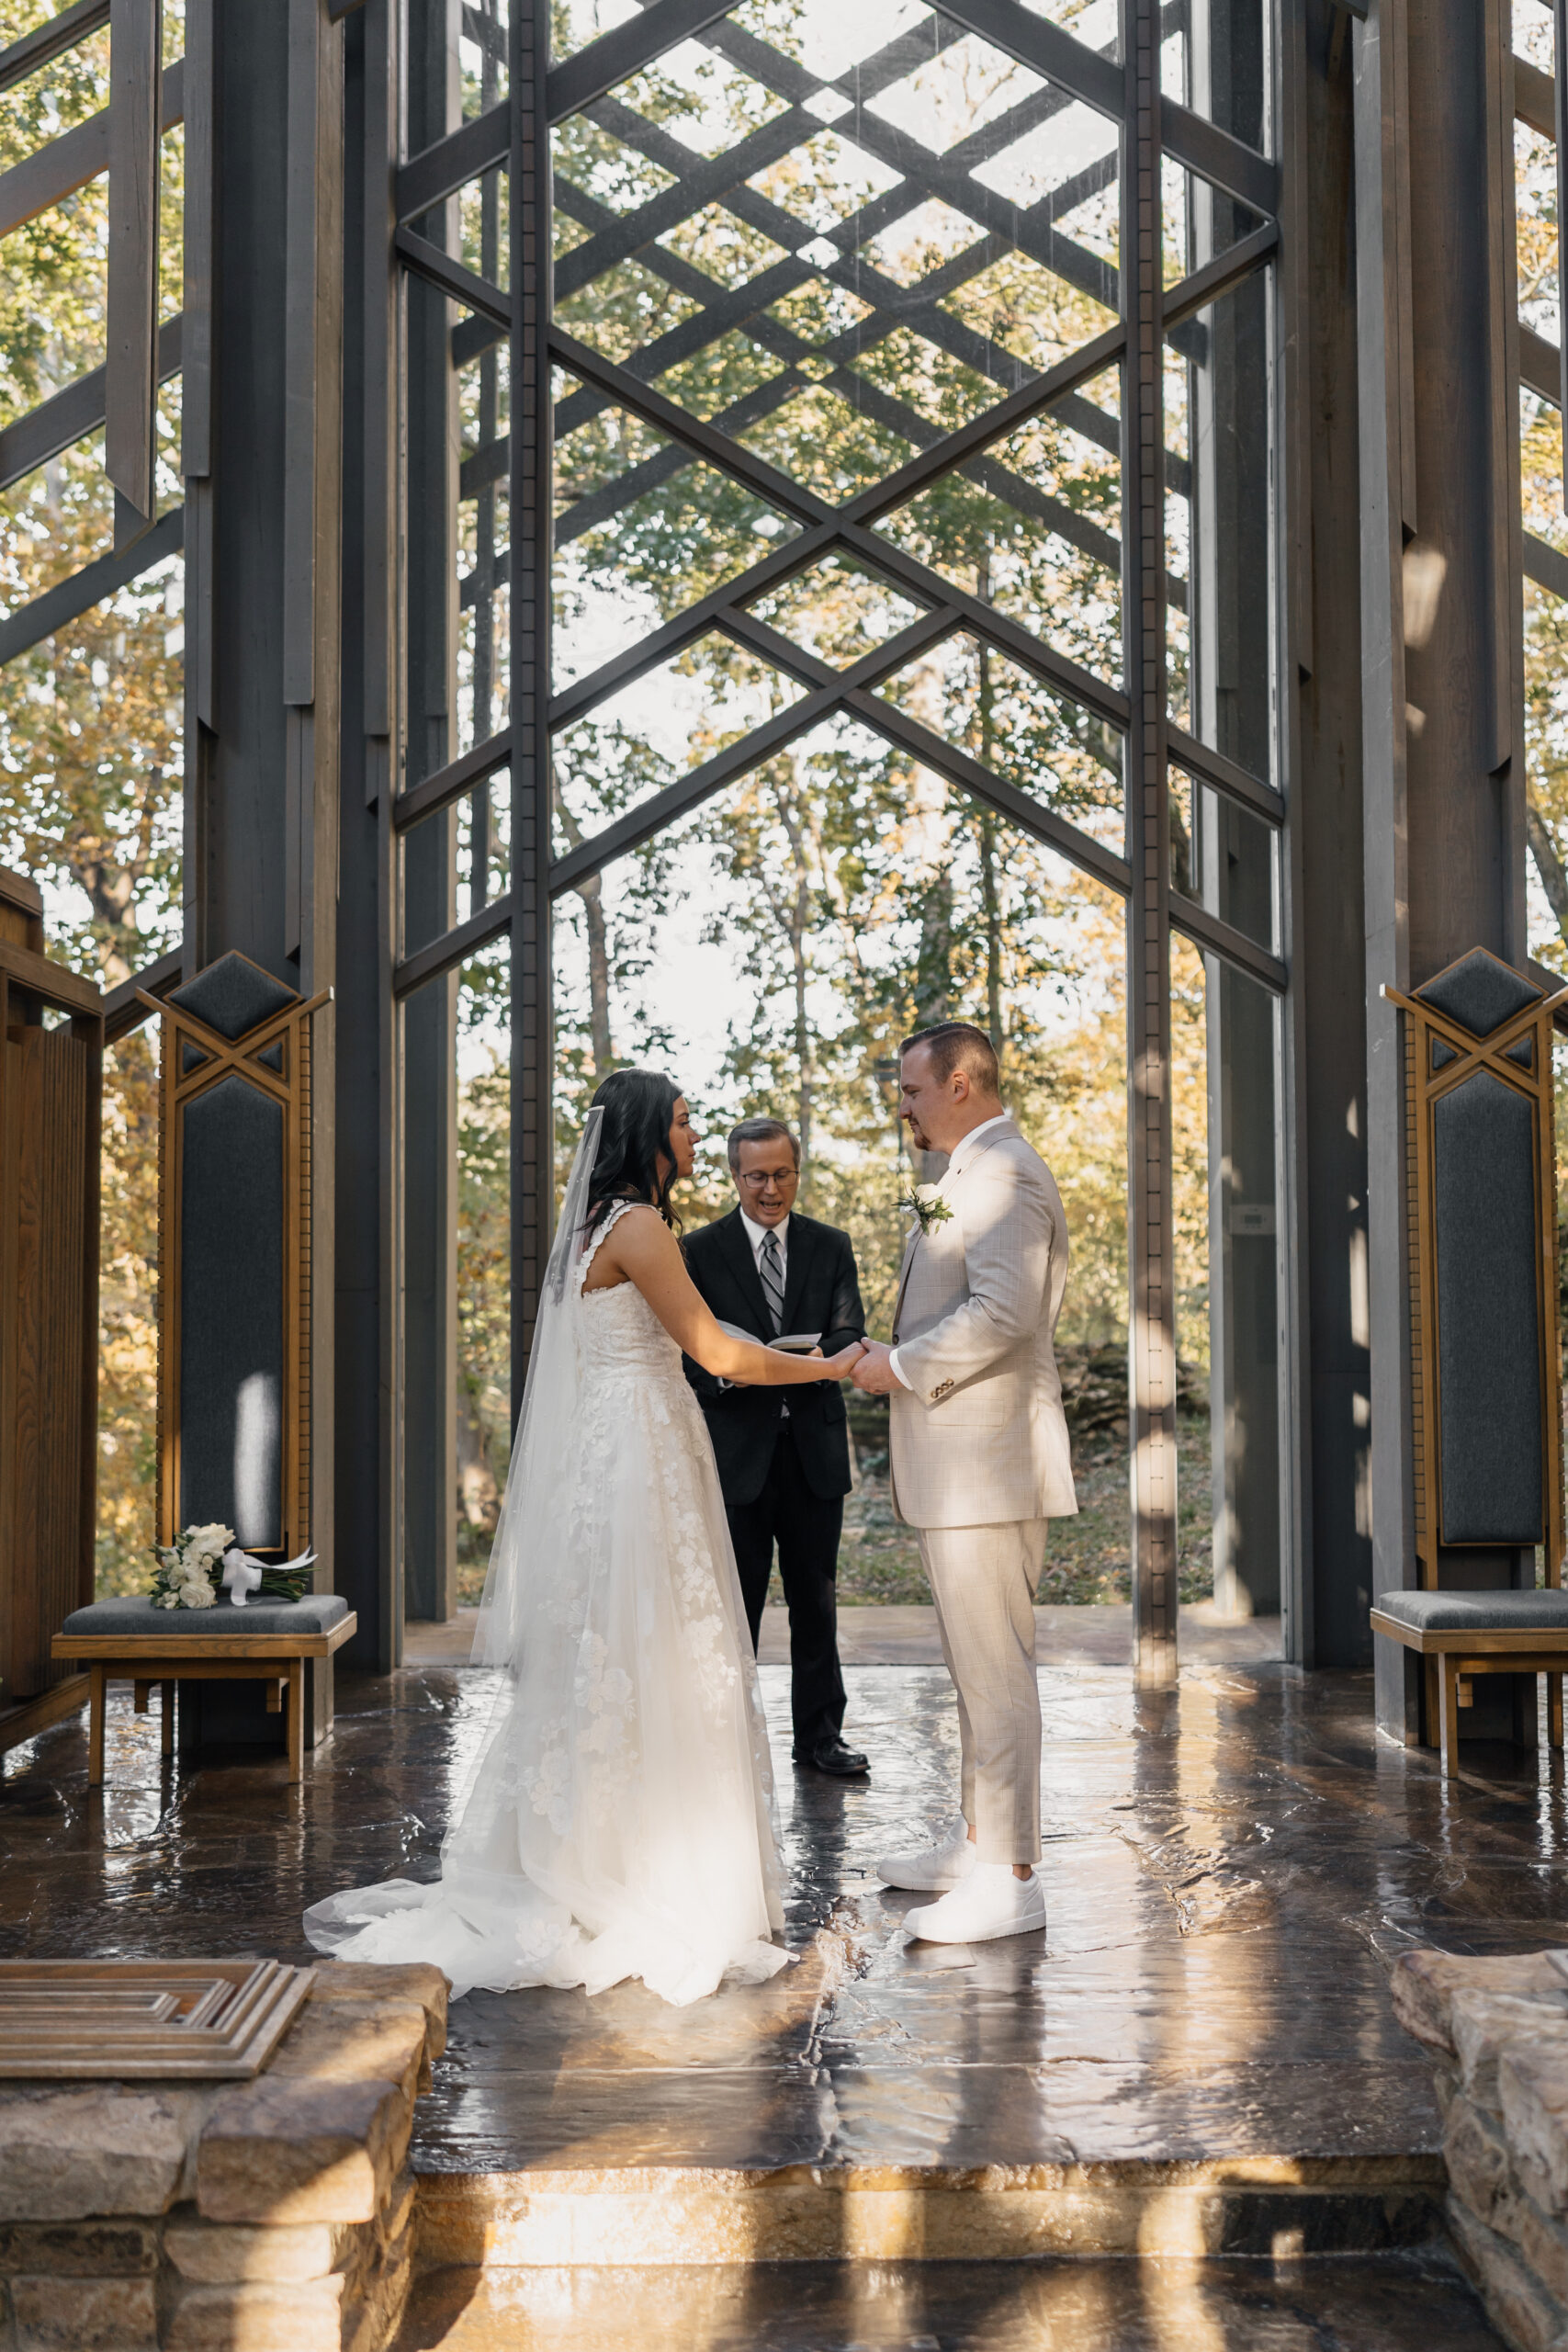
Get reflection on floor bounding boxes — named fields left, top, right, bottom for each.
left=1, top=1654, right=1552, bottom=2348
left=402, top=1601, right=1285, bottom=1669
left=395, top=2250, right=1500, bottom=2351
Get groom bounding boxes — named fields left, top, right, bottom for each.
left=853, top=1023, right=1077, bottom=1942
left=683, top=1118, right=870, bottom=1778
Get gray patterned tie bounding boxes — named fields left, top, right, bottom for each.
left=760, top=1228, right=785, bottom=1337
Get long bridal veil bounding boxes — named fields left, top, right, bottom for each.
left=304, top=1108, right=788, bottom=2007
left=468, top=1102, right=606, bottom=1674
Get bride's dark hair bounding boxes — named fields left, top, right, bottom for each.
left=581, top=1069, right=684, bottom=1237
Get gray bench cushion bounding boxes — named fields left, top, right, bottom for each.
left=62, top=1593, right=348, bottom=1640
left=1375, top=1588, right=1568, bottom=1634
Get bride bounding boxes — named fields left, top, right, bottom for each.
left=305, top=1070, right=864, bottom=2007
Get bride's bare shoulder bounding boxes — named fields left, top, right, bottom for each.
left=581, top=1201, right=674, bottom=1291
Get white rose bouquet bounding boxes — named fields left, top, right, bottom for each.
left=150, top=1522, right=233, bottom=1610
left=149, top=1526, right=316, bottom=1610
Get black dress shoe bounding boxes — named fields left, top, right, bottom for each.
left=794, top=1737, right=869, bottom=1777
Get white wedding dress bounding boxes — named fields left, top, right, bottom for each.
left=304, top=1125, right=787, bottom=2008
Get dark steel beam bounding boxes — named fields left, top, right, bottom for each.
left=394, top=98, right=506, bottom=223
left=0, top=0, right=108, bottom=93
left=511, top=0, right=557, bottom=1414
left=547, top=0, right=743, bottom=121
left=393, top=888, right=513, bottom=1000
left=105, top=0, right=163, bottom=528
left=842, top=686, right=1136, bottom=903
left=393, top=723, right=513, bottom=832
left=1555, top=14, right=1568, bottom=469
left=394, top=223, right=512, bottom=326
left=102, top=943, right=183, bottom=1041
left=549, top=324, right=831, bottom=524
left=1517, top=51, right=1555, bottom=139
left=1124, top=0, right=1177, bottom=1689
left=0, top=56, right=182, bottom=238
left=1160, top=94, right=1280, bottom=216
left=0, top=502, right=182, bottom=664
left=1520, top=322, right=1559, bottom=408
left=1167, top=721, right=1285, bottom=826
left=1162, top=219, right=1279, bottom=329
left=1525, top=529, right=1568, bottom=600
left=927, top=0, right=1123, bottom=120
left=0, top=312, right=182, bottom=494
left=1168, top=892, right=1287, bottom=992
left=837, top=517, right=1132, bottom=729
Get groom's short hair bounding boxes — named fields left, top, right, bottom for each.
left=901, top=1022, right=1001, bottom=1097
left=727, top=1116, right=799, bottom=1174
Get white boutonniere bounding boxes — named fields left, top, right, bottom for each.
left=899, top=1182, right=953, bottom=1238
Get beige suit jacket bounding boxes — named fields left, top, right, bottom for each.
left=888, top=1118, right=1077, bottom=1531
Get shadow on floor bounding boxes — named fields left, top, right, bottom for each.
left=392, top=2250, right=1504, bottom=2351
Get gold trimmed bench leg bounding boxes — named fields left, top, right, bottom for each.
left=287, top=1659, right=304, bottom=1783
left=161, top=1680, right=175, bottom=1759
left=1438, top=1655, right=1461, bottom=1779
left=1551, top=1673, right=1564, bottom=1751
left=88, top=1664, right=106, bottom=1788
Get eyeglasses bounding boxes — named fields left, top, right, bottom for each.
left=737, top=1168, right=797, bottom=1190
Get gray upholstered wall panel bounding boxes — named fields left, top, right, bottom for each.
left=179, top=1074, right=286, bottom=1545
left=1433, top=1069, right=1543, bottom=1544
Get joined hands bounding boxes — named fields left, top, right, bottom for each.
left=851, top=1340, right=906, bottom=1395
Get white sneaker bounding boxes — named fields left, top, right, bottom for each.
left=874, top=1817, right=976, bottom=1893
left=904, top=1862, right=1046, bottom=1944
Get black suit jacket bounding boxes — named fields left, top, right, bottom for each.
left=683, top=1209, right=865, bottom=1507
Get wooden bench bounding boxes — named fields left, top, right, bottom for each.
left=1371, top=1589, right=1568, bottom=1776
left=52, top=1595, right=356, bottom=1785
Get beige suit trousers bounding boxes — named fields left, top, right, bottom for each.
left=918, top=1519, right=1046, bottom=1865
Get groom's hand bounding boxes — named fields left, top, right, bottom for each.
left=852, top=1340, right=906, bottom=1395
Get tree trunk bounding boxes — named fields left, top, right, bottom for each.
left=1528, top=797, right=1568, bottom=948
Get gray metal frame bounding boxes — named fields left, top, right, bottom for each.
left=388, top=0, right=1287, bottom=1680
left=0, top=0, right=1292, bottom=1681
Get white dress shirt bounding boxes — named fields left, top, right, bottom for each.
left=739, top=1205, right=790, bottom=1282
left=888, top=1115, right=1011, bottom=1390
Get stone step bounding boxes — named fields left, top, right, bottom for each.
left=412, top=2152, right=1447, bottom=2268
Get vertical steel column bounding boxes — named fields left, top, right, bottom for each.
left=471, top=0, right=502, bottom=911
left=1187, top=0, right=1280, bottom=1623
left=1123, top=0, right=1178, bottom=1687
left=175, top=0, right=344, bottom=1723
left=337, top=0, right=402, bottom=1669
left=402, top=0, right=460, bottom=1625
left=509, top=0, right=555, bottom=1406
left=106, top=0, right=162, bottom=544
left=1354, top=0, right=1528, bottom=1737
left=1287, top=0, right=1369, bottom=1673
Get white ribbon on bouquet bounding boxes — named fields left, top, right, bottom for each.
left=219, top=1544, right=317, bottom=1607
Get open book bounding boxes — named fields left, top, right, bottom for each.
left=716, top=1319, right=823, bottom=1355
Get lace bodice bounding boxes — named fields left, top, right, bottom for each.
left=576, top=1201, right=683, bottom=1384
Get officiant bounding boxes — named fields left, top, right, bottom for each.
left=682, top=1118, right=869, bottom=1779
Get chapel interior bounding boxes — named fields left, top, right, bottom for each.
left=3, top=0, right=1568, bottom=2345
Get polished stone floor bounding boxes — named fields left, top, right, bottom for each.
left=392, top=2250, right=1501, bottom=2351
left=3, top=1653, right=1563, bottom=2345
left=2, top=1653, right=1564, bottom=2178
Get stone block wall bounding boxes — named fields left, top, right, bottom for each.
left=0, top=1962, right=446, bottom=2352
left=1393, top=1947, right=1568, bottom=2352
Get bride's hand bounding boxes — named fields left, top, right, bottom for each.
left=821, top=1340, right=867, bottom=1380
